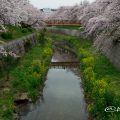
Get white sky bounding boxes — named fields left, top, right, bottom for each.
left=29, top=0, right=96, bottom=9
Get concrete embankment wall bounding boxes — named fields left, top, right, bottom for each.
left=47, top=28, right=84, bottom=38
left=0, top=33, right=38, bottom=55
left=103, top=41, right=120, bottom=70
left=48, top=28, right=120, bottom=70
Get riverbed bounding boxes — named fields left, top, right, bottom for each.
left=20, top=47, right=88, bottom=120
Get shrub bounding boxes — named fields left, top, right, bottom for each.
left=79, top=48, right=92, bottom=59
left=29, top=60, right=46, bottom=84
left=21, top=28, right=28, bottom=33
left=87, top=103, right=94, bottom=114
left=1, top=32, right=13, bottom=39
left=0, top=47, right=17, bottom=81
left=104, top=88, right=116, bottom=106
left=31, top=60, right=46, bottom=75
left=84, top=67, right=95, bottom=80
left=92, top=79, right=108, bottom=99
left=38, top=28, right=47, bottom=45
left=91, top=79, right=115, bottom=118
left=82, top=56, right=94, bottom=68
left=42, top=47, right=52, bottom=59
left=83, top=67, right=95, bottom=92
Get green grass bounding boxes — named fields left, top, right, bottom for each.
left=11, top=36, right=53, bottom=96
left=11, top=41, right=52, bottom=95
left=0, top=25, right=35, bottom=43
left=48, top=33, right=120, bottom=120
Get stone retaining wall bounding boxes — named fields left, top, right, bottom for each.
left=103, top=41, right=120, bottom=70
left=47, top=28, right=84, bottom=38
left=0, top=33, right=38, bottom=55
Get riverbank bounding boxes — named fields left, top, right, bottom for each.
left=1, top=30, right=120, bottom=120
left=0, top=35, right=53, bottom=120
left=48, top=33, right=120, bottom=120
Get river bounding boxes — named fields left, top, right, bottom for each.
left=20, top=47, right=88, bottom=120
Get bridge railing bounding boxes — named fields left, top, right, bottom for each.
left=45, top=20, right=81, bottom=26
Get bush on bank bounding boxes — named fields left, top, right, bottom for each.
left=74, top=41, right=120, bottom=120
left=79, top=49, right=118, bottom=119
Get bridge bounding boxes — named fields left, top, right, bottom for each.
left=45, top=20, right=81, bottom=26
left=50, top=61, right=79, bottom=68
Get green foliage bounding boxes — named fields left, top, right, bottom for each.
left=80, top=48, right=119, bottom=119
left=30, top=60, right=46, bottom=80
left=43, top=47, right=53, bottom=59
left=11, top=37, right=52, bottom=99
left=38, top=28, right=47, bottom=45
left=79, top=48, right=92, bottom=59
left=83, top=67, right=95, bottom=92
left=27, top=27, right=34, bottom=32
left=0, top=25, right=35, bottom=42
left=21, top=28, right=29, bottom=33
left=0, top=50, right=17, bottom=81
left=82, top=57, right=94, bottom=68
left=28, top=90, right=39, bottom=100
left=1, top=32, right=13, bottom=39
left=0, top=92, right=14, bottom=120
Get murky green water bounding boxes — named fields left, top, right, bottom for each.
left=20, top=48, right=88, bottom=120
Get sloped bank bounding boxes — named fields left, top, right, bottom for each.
left=0, top=33, right=37, bottom=55
left=48, top=33, right=120, bottom=120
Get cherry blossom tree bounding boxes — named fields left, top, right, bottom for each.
left=0, top=0, right=28, bottom=25
left=93, top=0, right=120, bottom=51
left=21, top=3, right=45, bottom=28
left=48, top=0, right=120, bottom=53
left=0, top=0, right=120, bottom=53
left=77, top=0, right=120, bottom=52
left=48, top=6, right=72, bottom=20
left=0, top=0, right=45, bottom=28
left=48, top=3, right=88, bottom=21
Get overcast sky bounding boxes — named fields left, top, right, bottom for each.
left=29, top=0, right=95, bottom=9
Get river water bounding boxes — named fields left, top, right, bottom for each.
left=20, top=47, right=88, bottom=120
